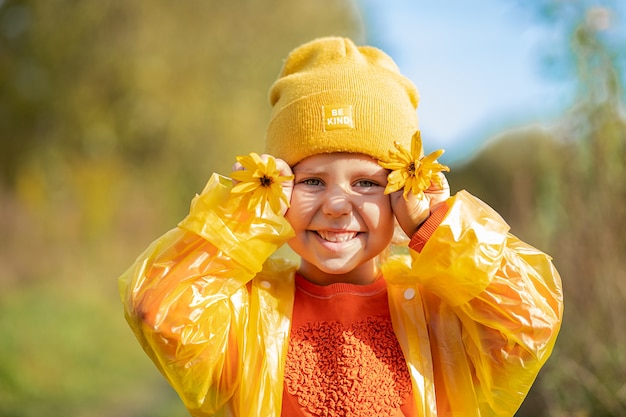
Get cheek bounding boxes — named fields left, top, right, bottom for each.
left=286, top=192, right=316, bottom=229
left=361, top=198, right=394, bottom=232
left=285, top=207, right=300, bottom=230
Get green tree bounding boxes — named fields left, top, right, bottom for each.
left=0, top=2, right=362, bottom=416
left=450, top=3, right=626, bottom=416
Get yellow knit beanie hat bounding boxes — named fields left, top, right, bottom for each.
left=265, top=37, right=420, bottom=166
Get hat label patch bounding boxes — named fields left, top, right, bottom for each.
left=323, top=105, right=354, bottom=131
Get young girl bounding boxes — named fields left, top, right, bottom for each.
left=119, top=37, right=563, bottom=417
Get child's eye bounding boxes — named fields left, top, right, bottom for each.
left=354, top=179, right=378, bottom=188
left=300, top=178, right=323, bottom=186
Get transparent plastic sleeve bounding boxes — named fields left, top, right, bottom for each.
left=383, top=190, right=563, bottom=416
left=118, top=173, right=295, bottom=416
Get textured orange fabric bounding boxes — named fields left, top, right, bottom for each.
left=282, top=274, right=415, bottom=416
left=409, top=203, right=449, bottom=253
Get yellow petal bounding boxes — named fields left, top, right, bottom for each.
left=268, top=193, right=282, bottom=213
left=402, top=184, right=412, bottom=200
left=421, top=149, right=445, bottom=165
left=247, top=187, right=265, bottom=211
left=410, top=131, right=424, bottom=160
left=249, top=152, right=266, bottom=167
left=384, top=182, right=403, bottom=195
left=279, top=191, right=291, bottom=208
left=394, top=145, right=413, bottom=164
left=274, top=174, right=295, bottom=183
left=230, top=170, right=256, bottom=183
left=235, top=154, right=258, bottom=172
left=379, top=160, right=407, bottom=170
left=387, top=169, right=406, bottom=183
left=265, top=155, right=277, bottom=173
left=231, top=181, right=258, bottom=194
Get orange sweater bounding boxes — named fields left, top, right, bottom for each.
left=282, top=274, right=415, bottom=416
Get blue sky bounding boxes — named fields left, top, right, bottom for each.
left=356, top=1, right=625, bottom=163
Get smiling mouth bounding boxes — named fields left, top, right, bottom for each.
left=316, top=230, right=359, bottom=243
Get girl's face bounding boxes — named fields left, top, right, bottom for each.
left=285, top=153, right=395, bottom=286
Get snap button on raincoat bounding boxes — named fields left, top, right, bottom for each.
left=119, top=173, right=563, bottom=417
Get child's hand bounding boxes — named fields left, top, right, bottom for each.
left=390, top=173, right=450, bottom=238
left=270, top=156, right=294, bottom=215
left=231, top=153, right=294, bottom=215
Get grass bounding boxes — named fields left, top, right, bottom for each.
left=0, top=170, right=192, bottom=417
left=0, top=277, right=188, bottom=417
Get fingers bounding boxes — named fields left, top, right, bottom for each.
left=271, top=156, right=294, bottom=216
left=231, top=162, right=243, bottom=173
left=419, top=171, right=447, bottom=192
left=391, top=172, right=451, bottom=238
left=390, top=190, right=431, bottom=238
left=424, top=172, right=450, bottom=210
left=269, top=154, right=294, bottom=178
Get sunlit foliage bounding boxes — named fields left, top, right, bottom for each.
left=451, top=4, right=626, bottom=416
left=0, top=1, right=361, bottom=416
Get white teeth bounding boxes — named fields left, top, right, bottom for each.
left=317, top=231, right=357, bottom=242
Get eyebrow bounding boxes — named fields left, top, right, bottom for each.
left=293, top=167, right=323, bottom=175
left=293, top=167, right=388, bottom=178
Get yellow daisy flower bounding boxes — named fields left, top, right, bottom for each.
left=379, top=131, right=450, bottom=200
left=230, top=152, right=293, bottom=213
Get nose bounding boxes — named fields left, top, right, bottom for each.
left=322, top=186, right=352, bottom=217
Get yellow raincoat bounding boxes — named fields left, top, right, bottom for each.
left=119, top=173, right=563, bottom=417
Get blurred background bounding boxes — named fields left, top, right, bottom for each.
left=0, top=0, right=624, bottom=416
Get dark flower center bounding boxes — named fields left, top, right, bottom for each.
left=407, top=162, right=416, bottom=177
left=259, top=175, right=273, bottom=187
